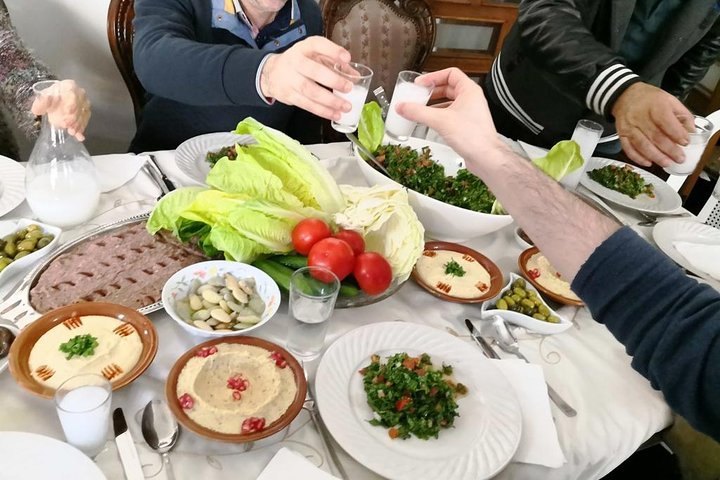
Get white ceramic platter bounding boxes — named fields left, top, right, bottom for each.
left=0, top=156, right=25, bottom=218
left=175, top=132, right=254, bottom=185
left=653, top=218, right=720, bottom=282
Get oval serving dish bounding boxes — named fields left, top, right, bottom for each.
left=518, top=247, right=584, bottom=307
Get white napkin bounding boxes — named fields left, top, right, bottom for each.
left=256, top=447, right=340, bottom=480
left=673, top=241, right=720, bottom=280
left=92, top=154, right=148, bottom=193
left=492, top=359, right=567, bottom=468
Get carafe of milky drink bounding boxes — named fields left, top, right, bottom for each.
left=25, top=81, right=100, bottom=227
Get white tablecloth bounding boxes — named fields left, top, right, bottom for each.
left=0, top=144, right=673, bottom=480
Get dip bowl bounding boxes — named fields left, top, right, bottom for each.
left=8, top=302, right=158, bottom=398
left=0, top=218, right=62, bottom=288
left=480, top=273, right=572, bottom=335
left=518, top=247, right=584, bottom=307
left=165, top=336, right=307, bottom=444
left=354, top=137, right=514, bottom=242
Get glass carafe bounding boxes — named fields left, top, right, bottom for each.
left=25, top=81, right=100, bottom=227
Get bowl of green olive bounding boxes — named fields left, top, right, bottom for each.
left=0, top=219, right=61, bottom=285
left=480, top=273, right=572, bottom=334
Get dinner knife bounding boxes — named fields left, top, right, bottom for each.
left=464, top=319, right=499, bottom=359
left=113, top=407, right=145, bottom=480
left=147, top=154, right=177, bottom=192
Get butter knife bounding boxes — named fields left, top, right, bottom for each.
left=464, top=319, right=498, bottom=359
left=113, top=407, right=145, bottom=480
left=146, top=154, right=176, bottom=193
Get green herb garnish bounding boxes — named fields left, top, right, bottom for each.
left=59, top=334, right=99, bottom=360
left=360, top=352, right=464, bottom=440
left=587, top=164, right=655, bottom=199
left=444, top=259, right=466, bottom=277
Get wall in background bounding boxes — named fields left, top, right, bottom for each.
left=5, top=0, right=135, bottom=158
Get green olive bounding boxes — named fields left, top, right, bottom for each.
left=496, top=298, right=508, bottom=310
left=503, top=296, right=516, bottom=307
left=13, top=250, right=30, bottom=260
left=3, top=241, right=17, bottom=258
left=16, top=239, right=37, bottom=252
left=37, top=236, right=53, bottom=249
left=513, top=287, right=527, bottom=298
left=25, top=229, right=43, bottom=241
left=532, top=313, right=547, bottom=321
left=511, top=294, right=522, bottom=303
left=521, top=298, right=535, bottom=309
left=0, top=257, right=12, bottom=271
left=513, top=278, right=527, bottom=289
left=25, top=224, right=41, bottom=232
left=13, top=228, right=27, bottom=239
left=548, top=316, right=560, bottom=324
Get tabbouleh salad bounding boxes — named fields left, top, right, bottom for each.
left=586, top=164, right=655, bottom=199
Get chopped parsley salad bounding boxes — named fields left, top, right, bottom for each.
left=360, top=352, right=467, bottom=440
left=587, top=164, right=655, bottom=199
left=374, top=145, right=496, bottom=214
left=206, top=145, right=239, bottom=167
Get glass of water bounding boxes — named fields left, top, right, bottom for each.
left=385, top=71, right=435, bottom=142
left=561, top=119, right=604, bottom=190
left=664, top=115, right=714, bottom=176
left=55, top=373, right=112, bottom=458
left=331, top=62, right=374, bottom=133
left=286, top=266, right=340, bottom=359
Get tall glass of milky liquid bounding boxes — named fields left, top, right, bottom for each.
left=286, top=266, right=340, bottom=359
left=55, top=374, right=112, bottom=458
left=561, top=119, right=603, bottom=190
left=25, top=81, right=100, bottom=228
left=663, top=115, right=714, bottom=176
left=385, top=71, right=435, bottom=142
left=331, top=62, right=374, bottom=133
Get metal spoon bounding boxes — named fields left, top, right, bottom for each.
left=490, top=315, right=578, bottom=417
left=141, top=399, right=179, bottom=480
left=345, top=132, right=391, bottom=178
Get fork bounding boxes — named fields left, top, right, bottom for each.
left=637, top=211, right=692, bottom=227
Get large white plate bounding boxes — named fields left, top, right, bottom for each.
left=315, top=322, right=522, bottom=480
left=0, top=431, right=106, bottom=479
left=653, top=218, right=720, bottom=282
left=580, top=157, right=682, bottom=214
left=0, top=156, right=25, bottom=218
left=175, top=132, right=253, bottom=185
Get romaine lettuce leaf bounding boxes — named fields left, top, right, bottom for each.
left=358, top=101, right=384, bottom=153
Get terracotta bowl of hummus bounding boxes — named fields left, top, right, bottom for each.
left=165, top=336, right=307, bottom=443
left=8, top=302, right=158, bottom=398
left=411, top=241, right=504, bottom=304
left=518, top=247, right=584, bottom=307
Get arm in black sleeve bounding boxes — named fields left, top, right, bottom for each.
left=662, top=19, right=720, bottom=99
left=572, top=227, right=720, bottom=441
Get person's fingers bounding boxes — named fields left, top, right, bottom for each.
left=30, top=93, right=59, bottom=116
left=415, top=68, right=462, bottom=90
left=645, top=123, right=685, bottom=163
left=303, top=36, right=351, bottom=64
left=620, top=136, right=651, bottom=167
left=395, top=102, right=443, bottom=130
left=298, top=79, right=350, bottom=112
left=650, top=101, right=692, bottom=145
left=627, top=128, right=673, bottom=167
left=297, top=60, right=351, bottom=93
left=429, top=85, right=457, bottom=101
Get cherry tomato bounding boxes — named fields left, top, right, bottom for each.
left=333, top=230, right=365, bottom=256
left=307, top=238, right=355, bottom=282
left=353, top=252, right=392, bottom=295
left=292, top=219, right=331, bottom=255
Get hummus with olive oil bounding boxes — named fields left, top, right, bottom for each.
left=526, top=252, right=581, bottom=302
left=176, top=343, right=297, bottom=434
left=28, top=315, right=142, bottom=389
left=415, top=250, right=492, bottom=299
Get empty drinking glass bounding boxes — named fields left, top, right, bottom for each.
left=664, top=115, right=714, bottom=176
left=561, top=119, right=603, bottom=190
left=332, top=62, right=374, bottom=133
left=385, top=71, right=435, bottom=142
left=286, top=266, right=340, bottom=359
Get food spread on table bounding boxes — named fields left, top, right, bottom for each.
left=414, top=249, right=491, bottom=299
left=493, top=277, right=561, bottom=323
left=587, top=164, right=655, bottom=199
left=29, top=221, right=206, bottom=313
left=28, top=314, right=142, bottom=389
left=360, top=352, right=466, bottom=440
left=0, top=223, right=55, bottom=272
left=175, top=343, right=296, bottom=434
left=174, top=273, right=266, bottom=332
left=525, top=252, right=581, bottom=302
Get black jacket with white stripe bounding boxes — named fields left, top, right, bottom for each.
left=485, top=0, right=720, bottom=147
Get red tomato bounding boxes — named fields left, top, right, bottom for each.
left=292, top=219, right=331, bottom=255
left=353, top=252, right=392, bottom=295
left=334, top=230, right=365, bottom=256
left=307, top=238, right=355, bottom=282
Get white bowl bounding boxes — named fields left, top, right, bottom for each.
left=480, top=273, right=572, bottom=334
left=514, top=227, right=534, bottom=250
left=0, top=219, right=62, bottom=287
left=354, top=137, right=514, bottom=242
left=162, top=260, right=281, bottom=338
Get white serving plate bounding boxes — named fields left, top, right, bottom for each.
left=175, top=132, right=253, bottom=185
left=0, top=219, right=62, bottom=288
left=653, top=218, right=720, bottom=282
left=0, top=156, right=25, bottom=218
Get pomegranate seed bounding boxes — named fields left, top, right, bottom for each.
left=269, top=351, right=287, bottom=368
left=227, top=375, right=249, bottom=391
left=528, top=268, right=541, bottom=280
left=195, top=346, right=219, bottom=358
left=241, top=417, right=266, bottom=434
left=232, top=390, right=242, bottom=401
left=178, top=393, right=194, bottom=409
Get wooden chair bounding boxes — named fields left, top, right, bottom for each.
left=107, top=0, right=145, bottom=126
left=321, top=0, right=436, bottom=97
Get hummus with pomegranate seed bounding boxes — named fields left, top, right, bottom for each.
left=175, top=343, right=297, bottom=434
left=415, top=250, right=491, bottom=299
left=525, top=252, right=581, bottom=302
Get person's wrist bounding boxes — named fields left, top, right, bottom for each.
left=611, top=82, right=644, bottom=119
left=462, top=137, right=514, bottom=179
left=259, top=53, right=278, bottom=99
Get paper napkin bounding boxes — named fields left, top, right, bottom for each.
left=92, top=154, right=148, bottom=193
left=673, top=241, right=720, bottom=280
left=492, top=359, right=567, bottom=468
left=257, top=447, right=341, bottom=480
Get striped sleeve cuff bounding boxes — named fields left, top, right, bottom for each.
left=585, top=64, right=640, bottom=118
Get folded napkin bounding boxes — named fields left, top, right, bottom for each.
left=257, top=447, right=340, bottom=480
left=93, top=154, right=148, bottom=193
left=673, top=241, right=720, bottom=280
left=492, top=359, right=567, bottom=468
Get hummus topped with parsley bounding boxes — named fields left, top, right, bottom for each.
left=28, top=315, right=142, bottom=389
left=526, top=252, right=581, bottom=302
left=415, top=250, right=491, bottom=299
left=176, top=343, right=297, bottom=435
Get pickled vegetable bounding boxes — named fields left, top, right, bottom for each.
left=0, top=224, right=54, bottom=272
left=493, top=278, right=560, bottom=323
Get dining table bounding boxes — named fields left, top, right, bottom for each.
left=0, top=140, right=689, bottom=480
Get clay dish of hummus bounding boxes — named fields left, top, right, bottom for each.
left=8, top=302, right=158, bottom=398
left=411, top=241, right=503, bottom=304
left=165, top=336, right=307, bottom=443
left=518, top=247, right=584, bottom=307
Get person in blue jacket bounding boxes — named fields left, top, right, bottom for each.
left=398, top=67, right=720, bottom=442
left=130, top=0, right=353, bottom=152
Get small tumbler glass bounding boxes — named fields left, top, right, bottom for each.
left=331, top=62, right=374, bottom=133
left=286, top=266, right=340, bottom=359
left=561, top=119, right=604, bottom=190
left=664, top=115, right=714, bottom=176
left=55, top=373, right=112, bottom=458
left=385, top=71, right=435, bottom=142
